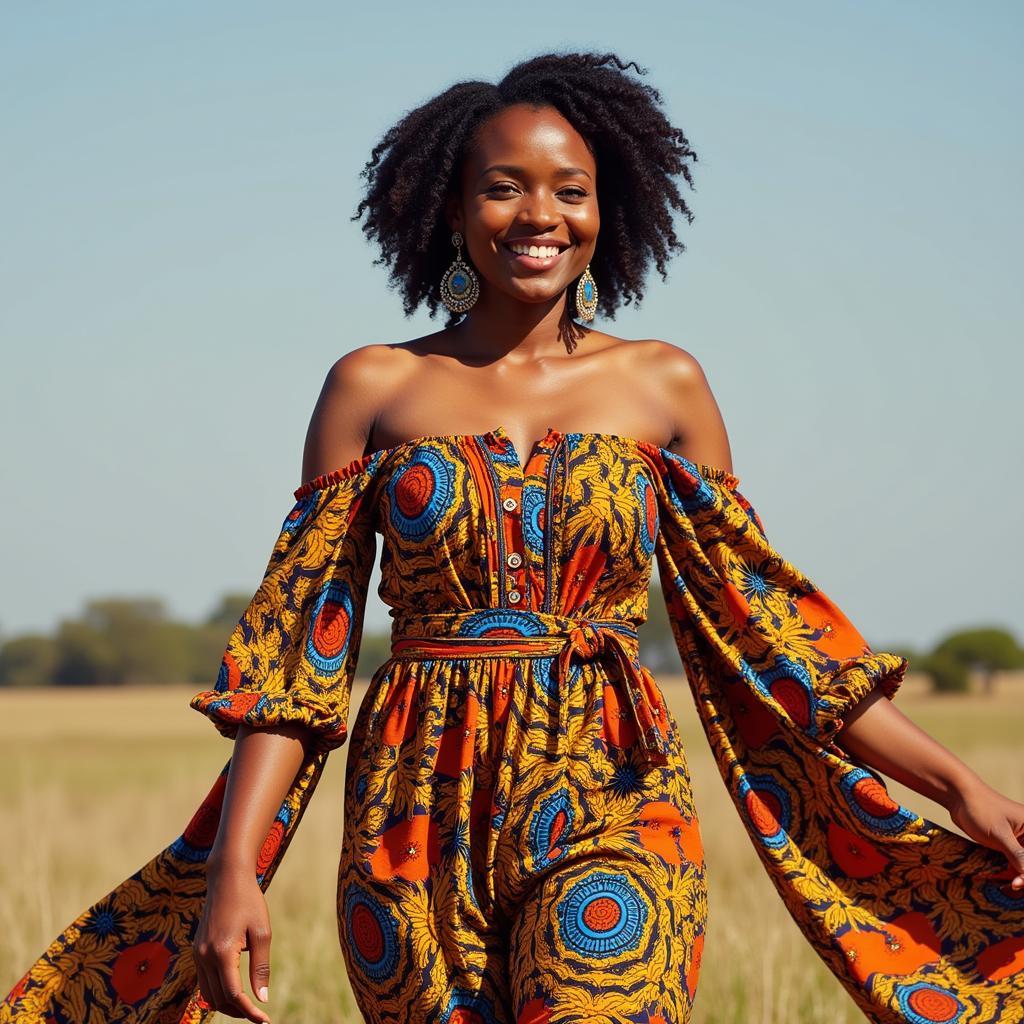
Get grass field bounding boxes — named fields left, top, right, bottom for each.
left=1, top=676, right=1021, bottom=1023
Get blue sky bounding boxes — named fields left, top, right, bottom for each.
left=2, top=1, right=1021, bottom=651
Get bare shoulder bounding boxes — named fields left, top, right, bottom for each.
left=639, top=337, right=709, bottom=388
left=634, top=338, right=734, bottom=474
left=300, top=342, right=420, bottom=486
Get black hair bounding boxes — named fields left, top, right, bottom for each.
left=351, top=51, right=699, bottom=328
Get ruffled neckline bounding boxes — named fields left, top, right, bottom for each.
left=293, top=424, right=739, bottom=499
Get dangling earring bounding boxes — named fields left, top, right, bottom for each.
left=574, top=264, right=598, bottom=322
left=440, top=231, right=479, bottom=313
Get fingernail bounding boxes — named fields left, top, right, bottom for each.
left=258, top=986, right=269, bottom=1001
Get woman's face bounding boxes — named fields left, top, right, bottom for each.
left=447, top=103, right=599, bottom=308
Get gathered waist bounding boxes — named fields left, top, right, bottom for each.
left=388, top=608, right=670, bottom=769
left=389, top=608, right=642, bottom=661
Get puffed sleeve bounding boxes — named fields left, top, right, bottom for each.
left=189, top=453, right=382, bottom=754
left=0, top=453, right=388, bottom=1024
left=636, top=442, right=1024, bottom=1024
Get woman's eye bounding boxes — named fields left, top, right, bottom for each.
left=486, top=184, right=587, bottom=198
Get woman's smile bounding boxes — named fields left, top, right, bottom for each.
left=501, top=237, right=574, bottom=272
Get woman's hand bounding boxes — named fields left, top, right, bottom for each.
left=946, top=779, right=1024, bottom=891
left=193, top=860, right=273, bottom=1023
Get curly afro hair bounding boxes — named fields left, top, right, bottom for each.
left=351, top=51, right=699, bottom=328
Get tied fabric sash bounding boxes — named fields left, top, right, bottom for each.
left=388, top=608, right=671, bottom=807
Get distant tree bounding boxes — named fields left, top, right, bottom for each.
left=54, top=597, right=192, bottom=686
left=933, top=627, right=1024, bottom=696
left=914, top=651, right=970, bottom=694
left=53, top=619, right=119, bottom=686
left=0, top=634, right=60, bottom=687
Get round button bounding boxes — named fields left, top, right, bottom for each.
left=501, top=496, right=518, bottom=512
left=506, top=551, right=523, bottom=568
left=507, top=589, right=522, bottom=604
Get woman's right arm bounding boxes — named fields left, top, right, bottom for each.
left=193, top=722, right=312, bottom=1024
left=193, top=352, right=383, bottom=1020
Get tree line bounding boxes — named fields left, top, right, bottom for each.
left=0, top=593, right=1020, bottom=693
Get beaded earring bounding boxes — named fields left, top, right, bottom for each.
left=440, top=231, right=480, bottom=313
left=574, top=264, right=598, bottom=322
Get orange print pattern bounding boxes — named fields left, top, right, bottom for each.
left=2, top=425, right=1021, bottom=1024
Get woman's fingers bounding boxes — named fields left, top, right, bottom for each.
left=247, top=923, right=272, bottom=1004
left=213, top=941, right=271, bottom=1023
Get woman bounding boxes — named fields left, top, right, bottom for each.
left=3, top=51, right=1023, bottom=1024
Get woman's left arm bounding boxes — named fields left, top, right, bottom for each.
left=835, top=686, right=1024, bottom=889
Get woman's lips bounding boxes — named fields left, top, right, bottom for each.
left=502, top=243, right=570, bottom=271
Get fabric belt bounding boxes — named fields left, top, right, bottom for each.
left=388, top=608, right=671, bottom=769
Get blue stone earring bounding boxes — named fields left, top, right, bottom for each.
left=574, top=264, right=598, bottom=322
left=440, top=231, right=479, bottom=313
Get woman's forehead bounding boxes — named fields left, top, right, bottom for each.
left=466, top=105, right=595, bottom=171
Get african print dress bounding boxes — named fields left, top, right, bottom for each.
left=2, top=426, right=1022, bottom=1024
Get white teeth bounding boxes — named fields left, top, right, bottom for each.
left=509, top=243, right=561, bottom=258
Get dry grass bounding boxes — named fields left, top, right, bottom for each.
left=1, top=678, right=1020, bottom=1023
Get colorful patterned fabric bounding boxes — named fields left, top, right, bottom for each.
left=3, top=425, right=1021, bottom=1024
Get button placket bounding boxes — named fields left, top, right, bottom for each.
left=482, top=427, right=562, bottom=611
left=503, top=490, right=524, bottom=604
left=499, top=479, right=528, bottom=607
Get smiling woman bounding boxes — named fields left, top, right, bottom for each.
left=4, top=48, right=1024, bottom=1024
left=351, top=51, right=698, bottom=352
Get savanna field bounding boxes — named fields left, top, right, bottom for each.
left=2, top=675, right=1021, bottom=1024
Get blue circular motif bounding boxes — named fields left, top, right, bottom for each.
left=458, top=609, right=548, bottom=639
left=387, top=447, right=456, bottom=541
left=839, top=767, right=917, bottom=833
left=169, top=835, right=213, bottom=863
left=892, top=981, right=965, bottom=1023
left=440, top=988, right=499, bottom=1024
left=737, top=772, right=792, bottom=848
left=557, top=870, right=647, bottom=958
left=452, top=272, right=467, bottom=294
left=752, top=656, right=822, bottom=737
left=343, top=883, right=400, bottom=982
left=538, top=655, right=572, bottom=699
left=305, top=580, right=354, bottom=675
left=982, top=880, right=1024, bottom=910
left=521, top=483, right=546, bottom=553
left=529, top=789, right=575, bottom=866
left=662, top=451, right=718, bottom=512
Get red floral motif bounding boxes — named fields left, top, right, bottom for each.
left=795, top=591, right=869, bottom=660
left=851, top=775, right=901, bottom=817
left=835, top=912, right=941, bottom=983
left=745, top=787, right=784, bottom=838
left=370, top=811, right=442, bottom=881
left=768, top=675, right=812, bottom=729
left=182, top=772, right=228, bottom=848
left=975, top=935, right=1024, bottom=983
left=724, top=681, right=780, bottom=749
left=827, top=821, right=889, bottom=878
left=636, top=800, right=704, bottom=869
left=110, top=940, right=173, bottom=1004
left=256, top=819, right=285, bottom=875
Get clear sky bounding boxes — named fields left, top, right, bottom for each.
left=2, top=1, right=1021, bottom=652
